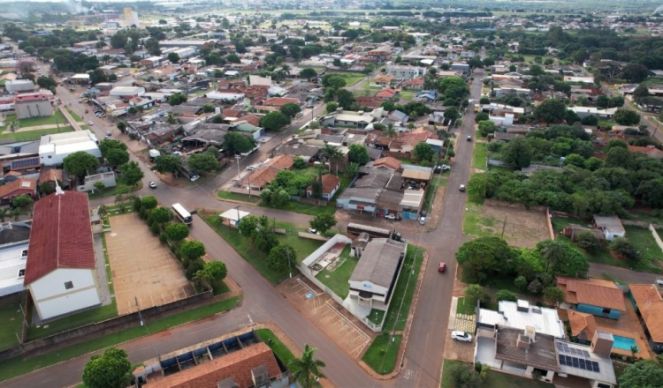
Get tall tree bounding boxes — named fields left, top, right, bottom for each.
left=347, top=144, right=369, bottom=165
left=290, top=345, right=326, bottom=388
left=82, top=348, right=132, bottom=388
left=63, top=151, right=99, bottom=181
left=502, top=137, right=532, bottom=169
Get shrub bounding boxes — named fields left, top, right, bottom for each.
left=496, top=289, right=517, bottom=302
left=514, top=275, right=528, bottom=290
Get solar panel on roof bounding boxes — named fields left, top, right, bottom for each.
left=11, top=157, right=40, bottom=169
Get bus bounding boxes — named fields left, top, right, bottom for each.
left=346, top=223, right=392, bottom=239
left=171, top=203, right=193, bottom=225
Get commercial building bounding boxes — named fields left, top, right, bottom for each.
left=4, top=79, right=35, bottom=94
left=39, top=130, right=101, bottom=167
left=14, top=92, right=53, bottom=119
left=24, top=192, right=102, bottom=320
left=0, top=222, right=31, bottom=297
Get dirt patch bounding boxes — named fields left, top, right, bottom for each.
left=480, top=204, right=550, bottom=248
left=277, top=276, right=373, bottom=359
left=105, top=213, right=194, bottom=315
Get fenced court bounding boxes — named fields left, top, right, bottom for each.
left=105, top=214, right=194, bottom=315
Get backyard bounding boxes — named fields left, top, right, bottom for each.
left=441, top=360, right=553, bottom=388
left=463, top=202, right=550, bottom=248
left=362, top=245, right=425, bottom=374
left=315, top=246, right=357, bottom=299
left=202, top=212, right=323, bottom=284
left=0, top=298, right=22, bottom=351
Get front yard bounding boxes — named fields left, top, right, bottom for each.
left=315, top=246, right=357, bottom=299
left=202, top=212, right=323, bottom=284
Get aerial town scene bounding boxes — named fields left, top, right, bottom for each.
left=1, top=0, right=663, bottom=387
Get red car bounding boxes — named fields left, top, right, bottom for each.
left=438, top=262, right=447, bottom=273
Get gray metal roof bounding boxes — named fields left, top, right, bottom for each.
left=350, top=238, right=406, bottom=288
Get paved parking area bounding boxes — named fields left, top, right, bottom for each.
left=106, top=214, right=194, bottom=315
left=278, top=276, right=372, bottom=358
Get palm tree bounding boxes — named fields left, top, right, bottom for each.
left=289, top=344, right=325, bottom=388
left=320, top=144, right=343, bottom=175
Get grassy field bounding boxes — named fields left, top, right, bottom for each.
left=625, top=225, right=663, bottom=262
left=0, top=126, right=73, bottom=142
left=399, top=90, right=415, bottom=101
left=441, top=359, right=553, bottom=388
left=315, top=246, right=357, bottom=299
left=0, top=111, right=68, bottom=131
left=202, top=212, right=322, bottom=284
left=217, top=190, right=334, bottom=217
left=455, top=297, right=476, bottom=315
left=0, top=300, right=22, bottom=351
left=362, top=245, right=424, bottom=375
left=0, top=296, right=240, bottom=382
left=463, top=202, right=496, bottom=238
left=472, top=142, right=488, bottom=170
left=423, top=175, right=448, bottom=213
left=27, top=302, right=118, bottom=341
left=328, top=72, right=365, bottom=86
left=255, top=328, right=296, bottom=367
left=361, top=334, right=402, bottom=375
left=217, top=191, right=260, bottom=203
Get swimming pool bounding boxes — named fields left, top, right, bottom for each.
left=612, top=335, right=637, bottom=351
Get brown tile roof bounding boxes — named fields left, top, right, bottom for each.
left=24, top=192, right=95, bottom=284
left=262, top=97, right=299, bottom=107
left=38, top=168, right=63, bottom=185
left=321, top=174, right=340, bottom=195
left=374, top=156, right=401, bottom=170
left=241, top=155, right=294, bottom=188
left=567, top=310, right=597, bottom=338
left=373, top=73, right=394, bottom=84
left=356, top=96, right=387, bottom=109
left=629, top=284, right=663, bottom=342
left=376, top=88, right=399, bottom=98
left=557, top=277, right=626, bottom=311
left=628, top=145, right=663, bottom=159
left=144, top=342, right=281, bottom=388
left=238, top=114, right=261, bottom=127
left=0, top=178, right=36, bottom=200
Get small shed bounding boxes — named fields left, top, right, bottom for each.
left=219, top=208, right=250, bottom=228
left=592, top=215, right=625, bottom=241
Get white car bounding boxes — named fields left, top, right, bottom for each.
left=451, top=331, right=473, bottom=343
left=459, top=184, right=466, bottom=192
left=307, top=228, right=318, bottom=234
left=385, top=213, right=397, bottom=220
left=419, top=216, right=426, bottom=225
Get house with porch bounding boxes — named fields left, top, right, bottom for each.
left=556, top=277, right=625, bottom=319
left=629, top=284, right=663, bottom=353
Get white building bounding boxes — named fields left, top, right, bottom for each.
left=39, top=130, right=101, bottom=167
left=386, top=65, right=425, bottom=80
left=109, top=86, right=146, bottom=99
left=5, top=79, right=35, bottom=94
left=24, top=192, right=101, bottom=321
left=478, top=299, right=566, bottom=338
left=0, top=222, right=31, bottom=297
left=568, top=106, right=617, bottom=119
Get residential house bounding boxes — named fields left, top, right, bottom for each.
left=109, top=86, right=146, bottom=100
left=592, top=215, right=625, bottom=241
left=24, top=191, right=102, bottom=320
left=557, top=277, right=626, bottom=319
left=387, top=110, right=409, bottom=126
left=320, top=110, right=375, bottom=130
left=306, top=174, right=340, bottom=201
left=401, top=164, right=433, bottom=184
left=230, top=122, right=263, bottom=141
left=239, top=155, right=294, bottom=191
left=357, top=96, right=387, bottom=109
left=386, top=65, right=425, bottom=81
left=376, top=88, right=399, bottom=99
left=14, top=92, right=54, bottom=119
left=0, top=178, right=36, bottom=204
left=0, top=222, right=31, bottom=297
left=629, top=284, right=663, bottom=353
left=478, top=299, right=566, bottom=339
left=568, top=107, right=617, bottom=120
left=372, top=73, right=395, bottom=87
left=348, top=238, right=406, bottom=311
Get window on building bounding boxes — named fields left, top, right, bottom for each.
left=18, top=269, right=25, bottom=277
left=64, top=281, right=74, bottom=290
left=602, top=308, right=611, bottom=314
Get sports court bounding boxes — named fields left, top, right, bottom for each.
left=106, top=213, right=194, bottom=315
left=279, top=276, right=372, bottom=358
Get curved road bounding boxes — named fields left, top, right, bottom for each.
left=6, top=65, right=483, bottom=387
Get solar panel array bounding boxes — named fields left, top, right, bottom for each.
left=556, top=342, right=590, bottom=357
left=10, top=157, right=40, bottom=170
left=558, top=354, right=600, bottom=373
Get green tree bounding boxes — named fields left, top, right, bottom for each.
left=280, top=103, right=301, bottom=118
left=99, top=139, right=127, bottom=156
left=299, top=67, right=318, bottom=80
left=610, top=238, right=640, bottom=262
left=618, top=360, right=663, bottom=388
left=167, top=52, right=180, bottom=63
left=260, top=111, right=290, bottom=131
left=496, top=289, right=517, bottom=302
left=536, top=240, right=588, bottom=278
left=413, top=142, right=435, bottom=162
left=144, top=38, right=160, bottom=55
left=449, top=362, right=482, bottom=388
left=11, top=194, right=33, bottom=212
left=267, top=244, right=296, bottom=272
left=223, top=132, right=255, bottom=155
left=226, top=53, right=240, bottom=63
left=238, top=215, right=259, bottom=237
left=168, top=92, right=187, bottom=106
left=336, top=89, right=356, bottom=110
left=543, top=286, right=565, bottom=306
left=289, top=344, right=326, bottom=388
left=106, top=148, right=129, bottom=168
left=456, top=237, right=517, bottom=283
left=163, top=222, right=189, bottom=242
left=187, top=152, right=220, bottom=173
left=614, top=109, right=641, bottom=126
left=321, top=74, right=346, bottom=89
left=477, top=120, right=496, bottom=137
left=637, top=178, right=663, bottom=208
left=464, top=284, right=488, bottom=308
left=63, top=151, right=99, bottom=181
left=325, top=102, right=338, bottom=113
left=575, top=231, right=602, bottom=253
left=140, top=196, right=158, bottom=210
left=119, top=161, right=143, bottom=186
left=310, top=214, right=337, bottom=234
left=179, top=240, right=206, bottom=262
left=194, top=261, right=227, bottom=290
left=155, top=155, right=182, bottom=174
left=347, top=144, right=369, bottom=165
left=148, top=207, right=171, bottom=225
left=36, top=75, right=56, bottom=92
left=475, top=111, right=489, bottom=123
left=467, top=173, right=487, bottom=203
left=534, top=98, right=567, bottom=124
left=82, top=347, right=131, bottom=388
left=502, top=137, right=532, bottom=169
left=444, top=107, right=460, bottom=123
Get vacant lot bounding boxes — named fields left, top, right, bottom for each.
left=106, top=214, right=193, bottom=314
left=464, top=202, right=550, bottom=248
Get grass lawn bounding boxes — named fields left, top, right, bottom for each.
left=217, top=191, right=260, bottom=203
left=463, top=202, right=497, bottom=238
left=255, top=328, right=296, bottom=367
left=202, top=212, right=322, bottom=284
left=27, top=302, right=118, bottom=340
left=1, top=111, right=68, bottom=131
left=472, top=142, right=488, bottom=170
left=0, top=301, right=22, bottom=351
left=315, top=246, right=357, bottom=299
left=383, top=245, right=425, bottom=332
left=328, top=72, right=365, bottom=86
left=441, top=359, right=553, bottom=388
left=399, top=90, right=415, bottom=101
left=0, top=296, right=240, bottom=382
left=66, top=108, right=83, bottom=122
left=0, top=126, right=73, bottom=142
left=455, top=297, right=476, bottom=315
left=361, top=334, right=402, bottom=375
left=422, top=175, right=448, bottom=213
left=216, top=190, right=334, bottom=218
left=625, top=225, right=663, bottom=262
left=88, top=183, right=141, bottom=200
left=367, top=309, right=385, bottom=326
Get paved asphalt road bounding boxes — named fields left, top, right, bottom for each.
left=5, top=68, right=484, bottom=388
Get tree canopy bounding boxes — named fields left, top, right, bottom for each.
left=82, top=348, right=132, bottom=388
left=347, top=144, right=370, bottom=165
left=63, top=151, right=99, bottom=180
left=260, top=111, right=290, bottom=131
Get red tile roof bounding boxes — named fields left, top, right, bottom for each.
left=38, top=168, right=63, bottom=185
left=556, top=277, right=626, bottom=311
left=241, top=155, right=294, bottom=188
left=14, top=92, right=50, bottom=103
left=356, top=96, right=387, bottom=109
left=262, top=97, right=299, bottom=107
left=0, top=178, right=36, bottom=200
left=629, top=284, right=663, bottom=342
left=376, top=88, right=399, bottom=98
left=374, top=156, right=401, bottom=170
left=321, top=174, right=340, bottom=195
left=144, top=342, right=281, bottom=388
left=24, top=192, right=95, bottom=284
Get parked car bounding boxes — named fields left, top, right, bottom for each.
left=385, top=213, right=397, bottom=220
left=438, top=261, right=447, bottom=273
left=419, top=216, right=427, bottom=225
left=656, top=279, right=663, bottom=287
left=148, top=181, right=158, bottom=189
left=466, top=135, right=472, bottom=141
left=307, top=228, right=318, bottom=234
left=459, top=184, right=466, bottom=192
left=451, top=331, right=472, bottom=342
